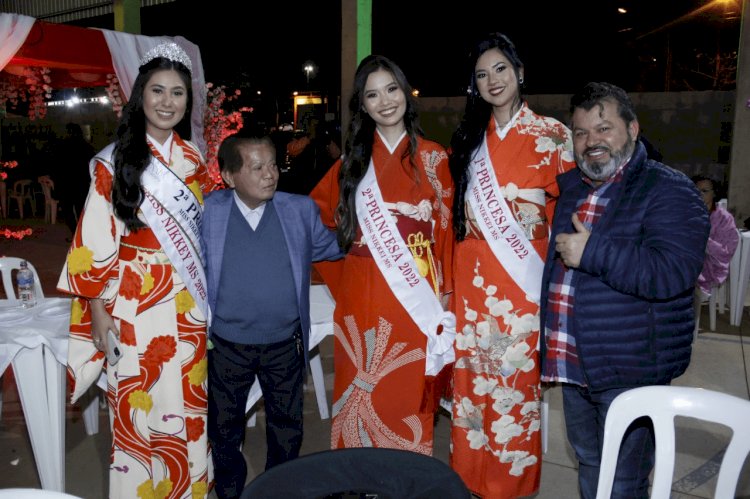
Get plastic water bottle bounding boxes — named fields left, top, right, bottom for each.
left=16, top=260, right=36, bottom=308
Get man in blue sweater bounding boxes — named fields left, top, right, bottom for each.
left=540, top=82, right=709, bottom=499
left=202, top=135, right=342, bottom=499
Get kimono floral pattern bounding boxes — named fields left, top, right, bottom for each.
left=421, top=149, right=451, bottom=230
left=450, top=104, right=575, bottom=499
left=58, top=135, right=212, bottom=499
left=452, top=260, right=541, bottom=476
left=515, top=109, right=574, bottom=170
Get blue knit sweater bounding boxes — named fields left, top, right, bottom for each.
left=212, top=201, right=299, bottom=345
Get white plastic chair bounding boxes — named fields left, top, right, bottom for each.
left=84, top=285, right=336, bottom=435
left=37, top=176, right=59, bottom=225
left=9, top=179, right=36, bottom=219
left=0, top=489, right=82, bottom=498
left=708, top=279, right=728, bottom=331
left=245, top=284, right=333, bottom=428
left=695, top=227, right=741, bottom=338
left=596, top=386, right=750, bottom=499
left=245, top=341, right=329, bottom=428
left=0, top=179, right=7, bottom=218
left=0, top=256, right=45, bottom=301
left=0, top=257, right=44, bottom=427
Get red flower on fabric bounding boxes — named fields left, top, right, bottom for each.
left=186, top=416, right=204, bottom=442
left=119, top=267, right=142, bottom=300
left=119, top=321, right=136, bottom=347
left=144, top=335, right=177, bottom=365
left=95, top=166, right=113, bottom=202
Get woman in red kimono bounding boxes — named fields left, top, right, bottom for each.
left=58, top=43, right=213, bottom=498
left=311, top=55, right=454, bottom=455
left=448, top=33, right=575, bottom=498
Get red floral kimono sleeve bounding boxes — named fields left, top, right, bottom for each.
left=57, top=160, right=122, bottom=300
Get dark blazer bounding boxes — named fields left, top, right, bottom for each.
left=540, top=142, right=710, bottom=391
left=201, top=189, right=342, bottom=361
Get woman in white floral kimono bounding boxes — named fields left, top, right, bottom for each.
left=58, top=43, right=213, bottom=498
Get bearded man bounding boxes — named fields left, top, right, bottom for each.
left=539, top=82, right=710, bottom=499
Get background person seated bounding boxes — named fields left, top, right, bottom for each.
left=692, top=175, right=739, bottom=299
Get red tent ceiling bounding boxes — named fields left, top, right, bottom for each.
left=6, top=20, right=115, bottom=88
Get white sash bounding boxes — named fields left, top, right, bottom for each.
left=466, top=136, right=545, bottom=303
left=93, top=143, right=210, bottom=323
left=355, top=160, right=455, bottom=376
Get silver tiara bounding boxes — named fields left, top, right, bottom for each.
left=138, top=42, right=192, bottom=73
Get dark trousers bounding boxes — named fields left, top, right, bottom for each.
left=208, top=331, right=304, bottom=499
left=562, top=384, right=655, bottom=499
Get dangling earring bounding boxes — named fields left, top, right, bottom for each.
left=519, top=77, right=525, bottom=85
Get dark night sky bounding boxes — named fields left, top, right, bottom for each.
left=74, top=0, right=741, bottom=103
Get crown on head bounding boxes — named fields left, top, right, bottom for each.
left=139, top=42, right=192, bottom=73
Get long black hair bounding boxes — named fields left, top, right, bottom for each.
left=112, top=57, right=193, bottom=231
left=336, top=54, right=423, bottom=251
left=449, top=32, right=524, bottom=241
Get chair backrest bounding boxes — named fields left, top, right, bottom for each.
left=11, top=179, right=32, bottom=197
left=38, top=175, right=54, bottom=189
left=596, top=386, right=750, bottom=499
left=240, top=447, right=471, bottom=499
left=37, top=176, right=56, bottom=201
left=0, top=257, right=45, bottom=300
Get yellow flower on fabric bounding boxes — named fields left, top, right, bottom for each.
left=71, top=299, right=84, bottom=325
left=128, top=390, right=153, bottom=414
left=189, top=359, right=208, bottom=385
left=141, top=271, right=155, bottom=295
left=136, top=479, right=154, bottom=499
left=175, top=289, right=195, bottom=314
left=188, top=181, right=204, bottom=204
left=154, top=478, right=173, bottom=499
left=67, top=246, right=94, bottom=275
left=191, top=481, right=208, bottom=498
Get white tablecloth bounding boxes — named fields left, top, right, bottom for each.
left=0, top=298, right=69, bottom=373
left=730, top=230, right=750, bottom=326
left=0, top=297, right=71, bottom=492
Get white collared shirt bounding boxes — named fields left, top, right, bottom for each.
left=233, top=190, right=266, bottom=230
left=147, top=132, right=174, bottom=164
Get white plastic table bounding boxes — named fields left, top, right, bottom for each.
left=729, top=230, right=750, bottom=326
left=0, top=297, right=71, bottom=492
